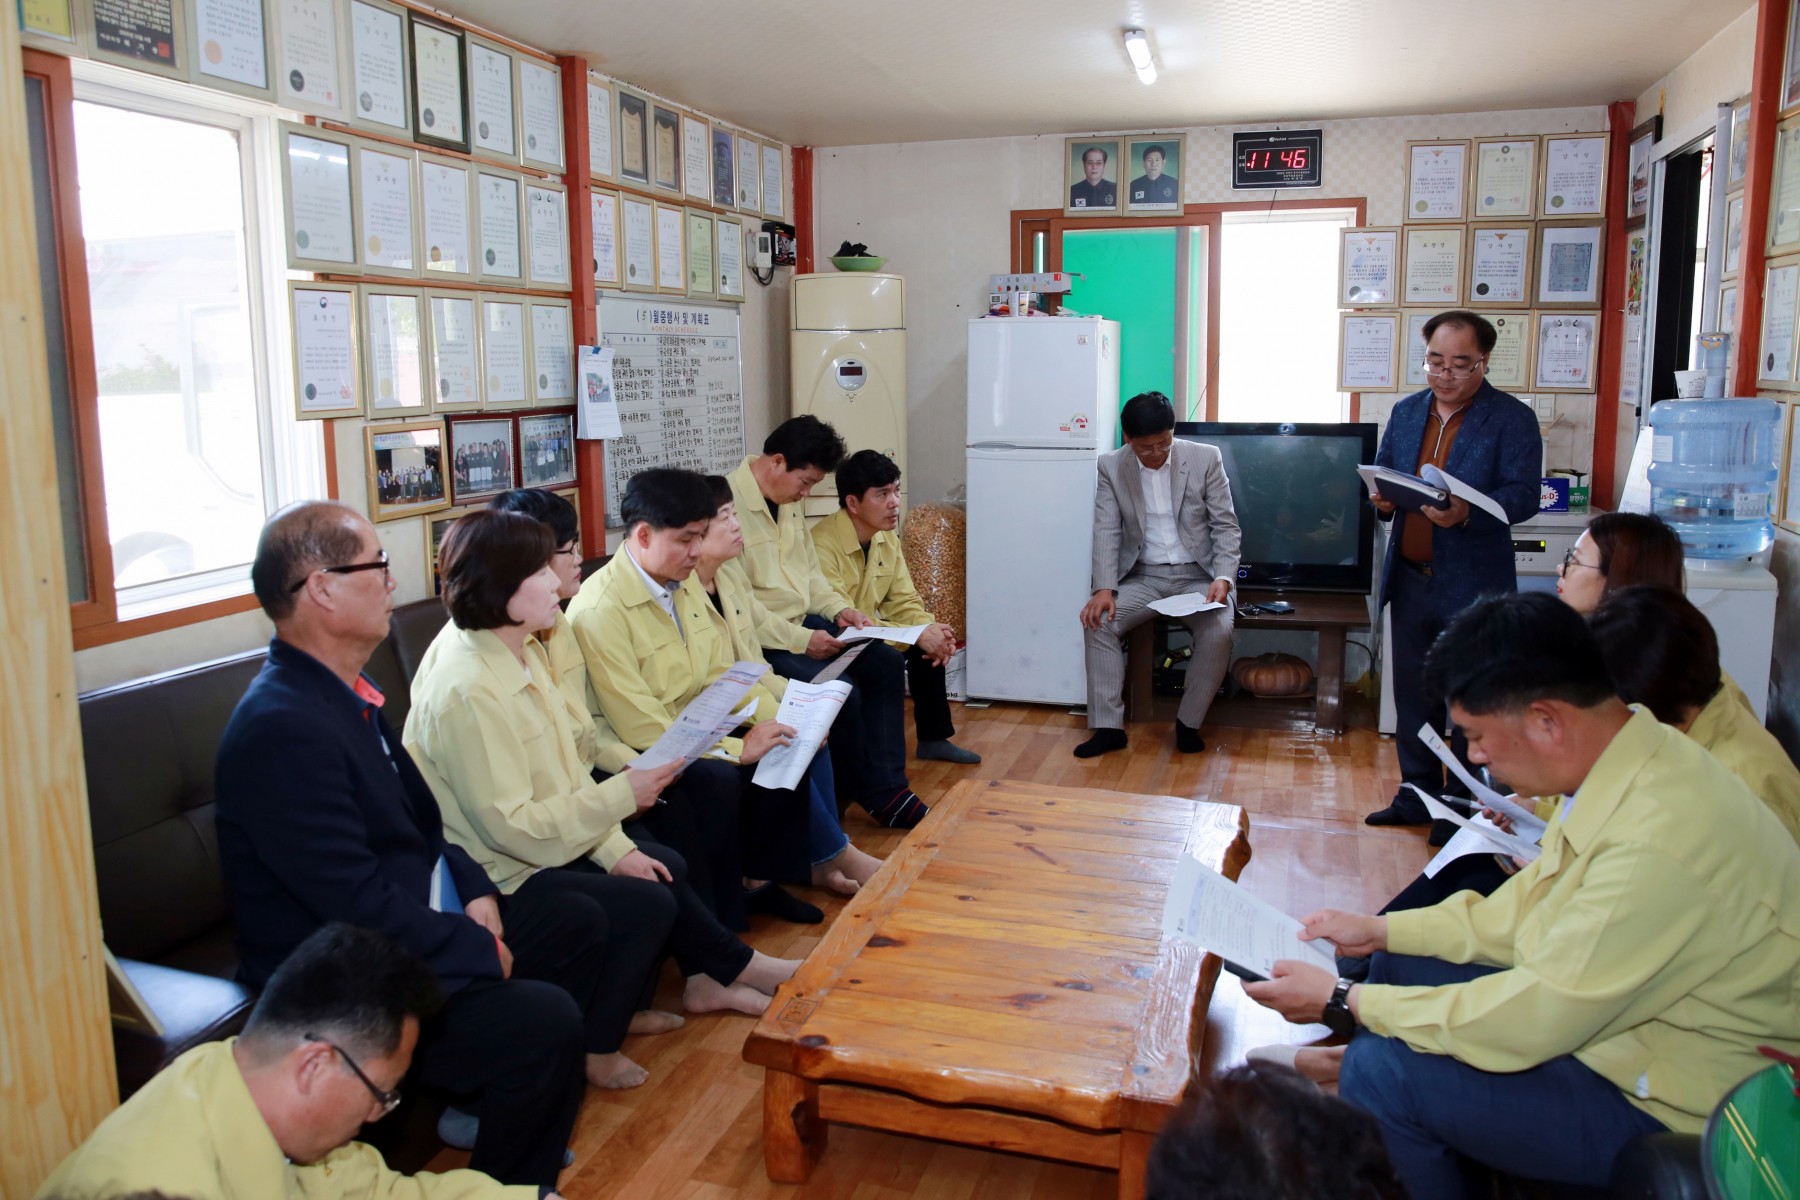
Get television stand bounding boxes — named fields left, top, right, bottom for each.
left=1125, top=589, right=1371, bottom=734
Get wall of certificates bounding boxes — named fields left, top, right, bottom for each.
left=1335, top=134, right=1610, bottom=416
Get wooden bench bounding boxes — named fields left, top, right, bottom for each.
left=743, top=778, right=1252, bottom=1199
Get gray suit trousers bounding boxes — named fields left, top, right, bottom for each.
left=1084, top=562, right=1235, bottom=729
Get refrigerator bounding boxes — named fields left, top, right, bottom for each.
left=965, top=316, right=1120, bottom=705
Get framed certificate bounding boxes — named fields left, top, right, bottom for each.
left=1760, top=263, right=1800, bottom=386
left=761, top=142, right=786, bottom=218
left=1532, top=312, right=1600, bottom=392
left=685, top=208, right=717, bottom=300
left=654, top=200, right=686, bottom=295
left=419, top=153, right=474, bottom=280
left=409, top=16, right=467, bottom=152
left=1780, top=404, right=1800, bottom=533
left=90, top=0, right=188, bottom=81
left=356, top=141, right=419, bottom=277
left=683, top=113, right=710, bottom=204
left=1725, top=194, right=1746, bottom=275
left=1471, top=136, right=1537, bottom=219
left=365, top=419, right=449, bottom=522
left=476, top=168, right=523, bottom=283
left=425, top=290, right=482, bottom=411
left=586, top=75, right=616, bottom=183
left=1785, top=0, right=1800, bottom=113
left=1540, top=134, right=1608, bottom=217
left=716, top=214, right=745, bottom=302
left=1770, top=118, right=1800, bottom=254
left=189, top=0, right=272, bottom=100
left=346, top=0, right=410, bottom=137
left=448, top=414, right=517, bottom=504
left=519, top=412, right=578, bottom=489
left=466, top=36, right=518, bottom=162
left=525, top=182, right=570, bottom=289
left=19, top=0, right=81, bottom=51
left=711, top=126, right=736, bottom=209
left=617, top=89, right=650, bottom=188
left=528, top=299, right=575, bottom=406
left=620, top=194, right=655, bottom=293
left=273, top=0, right=347, bottom=119
left=1626, top=116, right=1660, bottom=224
left=1474, top=311, right=1532, bottom=392
left=288, top=281, right=361, bottom=420
left=425, top=503, right=480, bottom=593
left=517, top=57, right=564, bottom=172
left=1729, top=98, right=1751, bottom=191
left=651, top=103, right=682, bottom=195
left=1338, top=227, right=1399, bottom=307
left=1465, top=224, right=1533, bottom=307
left=591, top=189, right=621, bottom=288
left=1400, top=309, right=1435, bottom=390
left=361, top=284, right=428, bottom=417
left=1401, top=225, right=1464, bottom=306
left=736, top=132, right=761, bottom=212
left=480, top=296, right=530, bottom=409
left=1404, top=139, right=1468, bottom=222
left=1721, top=281, right=1740, bottom=334
left=280, top=122, right=358, bottom=271
left=1536, top=221, right=1605, bottom=306
left=1338, top=313, right=1399, bottom=391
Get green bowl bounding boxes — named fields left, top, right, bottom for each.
left=830, top=255, right=887, bottom=272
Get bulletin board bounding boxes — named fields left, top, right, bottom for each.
left=598, top=295, right=745, bottom=525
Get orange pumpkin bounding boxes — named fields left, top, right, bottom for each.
left=1232, top=652, right=1314, bottom=697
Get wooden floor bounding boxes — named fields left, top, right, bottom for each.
left=428, top=700, right=1434, bottom=1199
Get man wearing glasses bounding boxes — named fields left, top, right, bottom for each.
left=1364, top=311, right=1543, bottom=831
left=37, top=924, right=553, bottom=1200
left=216, top=501, right=593, bottom=1189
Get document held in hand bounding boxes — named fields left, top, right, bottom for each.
left=1409, top=786, right=1542, bottom=864
left=751, top=679, right=853, bottom=790
left=1358, top=464, right=1510, bottom=525
left=632, top=661, right=768, bottom=770
left=837, top=623, right=930, bottom=645
left=1161, top=851, right=1337, bottom=979
left=1416, top=723, right=1547, bottom=839
left=1147, top=592, right=1227, bottom=618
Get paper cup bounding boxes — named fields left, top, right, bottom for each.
left=1673, top=369, right=1709, bottom=398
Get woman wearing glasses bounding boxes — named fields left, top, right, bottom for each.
left=1553, top=511, right=1685, bottom=613
left=403, top=509, right=802, bottom=1091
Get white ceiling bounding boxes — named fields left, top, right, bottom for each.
left=445, top=0, right=1751, bottom=147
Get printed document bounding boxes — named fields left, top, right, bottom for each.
left=1410, top=786, right=1542, bottom=864
left=1161, top=852, right=1337, bottom=978
left=1416, top=724, right=1546, bottom=839
left=1147, top=593, right=1228, bottom=618
left=811, top=641, right=867, bottom=683
left=838, top=623, right=930, bottom=645
left=633, top=661, right=767, bottom=770
left=752, top=679, right=852, bottom=790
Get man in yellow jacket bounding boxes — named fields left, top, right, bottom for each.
left=1243, top=593, right=1800, bottom=1198
left=813, top=449, right=978, bottom=766
left=37, top=923, right=544, bottom=1200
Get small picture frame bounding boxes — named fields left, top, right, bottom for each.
left=711, top=126, right=737, bottom=209
left=475, top=167, right=524, bottom=283
left=20, top=0, right=82, bottom=54
left=586, top=74, right=615, bottom=183
left=1123, top=134, right=1183, bottom=215
left=527, top=298, right=575, bottom=406
left=365, top=419, right=448, bottom=522
left=1401, top=225, right=1465, bottom=306
left=466, top=35, right=519, bottom=163
left=1729, top=98, right=1751, bottom=191
left=354, top=140, right=420, bottom=278
left=1536, top=221, right=1605, bottom=306
left=480, top=295, right=530, bottom=409
left=189, top=0, right=274, bottom=102
left=345, top=0, right=412, bottom=138
left=1470, top=136, right=1537, bottom=219
left=652, top=103, right=683, bottom=195
left=620, top=194, right=656, bottom=293
left=425, top=289, right=483, bottom=412
left=1474, top=311, right=1533, bottom=393
left=1725, top=194, right=1746, bottom=276
left=617, top=89, right=651, bottom=188
left=1338, top=312, right=1399, bottom=392
left=1532, top=312, right=1600, bottom=392
left=518, top=411, right=578, bottom=489
left=716, top=213, right=745, bottom=302
left=686, top=208, right=717, bottom=300
left=426, top=504, right=481, bottom=594
left=516, top=57, right=564, bottom=173
left=1404, top=139, right=1469, bottom=222
left=280, top=121, right=359, bottom=272
left=361, top=283, right=429, bottom=417
left=418, top=152, right=475, bottom=280
left=447, top=414, right=517, bottom=505
left=683, top=112, right=711, bottom=204
left=761, top=142, right=785, bottom=219
left=1465, top=224, right=1534, bottom=308
left=1065, top=137, right=1122, bottom=216
left=408, top=15, right=468, bottom=153
left=736, top=132, right=761, bottom=212
left=654, top=200, right=687, bottom=296
left=1540, top=133, right=1609, bottom=217
left=525, top=181, right=571, bottom=289
left=1339, top=227, right=1400, bottom=307
left=89, top=0, right=188, bottom=81
left=1626, top=116, right=1660, bottom=224
left=591, top=188, right=622, bottom=288
left=288, top=280, right=362, bottom=420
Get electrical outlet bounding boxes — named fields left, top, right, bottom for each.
left=1532, top=396, right=1557, bottom=421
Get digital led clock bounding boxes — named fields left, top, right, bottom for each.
left=1232, top=130, right=1323, bottom=190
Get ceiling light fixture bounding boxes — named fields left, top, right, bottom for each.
left=1123, top=28, right=1157, bottom=85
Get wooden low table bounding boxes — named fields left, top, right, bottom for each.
left=743, top=779, right=1251, bottom=1198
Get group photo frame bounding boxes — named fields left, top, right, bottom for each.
left=447, top=414, right=518, bottom=504
left=365, top=418, right=448, bottom=521
left=518, top=411, right=578, bottom=490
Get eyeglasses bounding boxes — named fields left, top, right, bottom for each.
left=304, top=1032, right=402, bottom=1117
left=554, top=541, right=582, bottom=560
left=1560, top=546, right=1602, bottom=574
left=1421, top=357, right=1487, bottom=381
left=288, top=549, right=391, bottom=593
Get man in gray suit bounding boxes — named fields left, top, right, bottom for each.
left=1076, top=392, right=1241, bottom=758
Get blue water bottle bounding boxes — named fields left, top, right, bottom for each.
left=1647, top=397, right=1779, bottom=559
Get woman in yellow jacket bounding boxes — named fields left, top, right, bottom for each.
left=404, top=511, right=802, bottom=1089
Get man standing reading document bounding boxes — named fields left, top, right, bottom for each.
left=1077, top=391, right=1240, bottom=758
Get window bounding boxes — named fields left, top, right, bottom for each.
left=1217, top=209, right=1354, bottom=423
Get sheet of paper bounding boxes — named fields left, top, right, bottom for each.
left=1148, top=593, right=1226, bottom=618
left=1410, top=730, right=1546, bottom=840
left=577, top=345, right=621, bottom=438
left=752, top=680, right=852, bottom=791
left=1420, top=466, right=1510, bottom=526
left=838, top=623, right=929, bottom=645
left=811, top=641, right=867, bottom=683
left=1424, top=823, right=1505, bottom=878
left=1161, top=852, right=1337, bottom=977
left=634, top=661, right=768, bottom=771
left=1412, top=787, right=1541, bottom=863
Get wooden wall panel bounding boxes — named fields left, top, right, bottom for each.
left=0, top=15, right=119, bottom=1197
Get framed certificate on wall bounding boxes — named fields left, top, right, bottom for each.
left=685, top=208, right=716, bottom=300
left=475, top=168, right=523, bottom=283
left=288, top=280, right=361, bottom=419
left=356, top=141, right=419, bottom=278
left=517, top=57, right=564, bottom=172
left=591, top=189, right=621, bottom=288
left=620, top=194, right=655, bottom=293
left=480, top=296, right=530, bottom=409
left=408, top=15, right=467, bottom=152
left=1760, top=262, right=1800, bottom=386
left=716, top=214, right=745, bottom=302
left=1466, top=224, right=1533, bottom=307
left=466, top=35, right=518, bottom=162
left=654, top=200, right=686, bottom=295
left=1401, top=225, right=1464, bottom=306
left=280, top=122, right=358, bottom=272
left=586, top=74, right=616, bottom=183
left=273, top=0, right=347, bottom=119
left=528, top=299, right=575, bottom=406
left=190, top=0, right=273, bottom=101
left=617, top=89, right=650, bottom=188
left=683, top=113, right=710, bottom=204
left=418, top=153, right=474, bottom=280
left=346, top=0, right=411, bottom=137
left=425, top=290, right=482, bottom=412
left=1769, top=118, right=1800, bottom=254
left=1471, top=136, right=1537, bottom=219
left=1404, top=140, right=1468, bottom=222
left=361, top=284, right=429, bottom=417
left=525, top=182, right=570, bottom=289
left=1533, top=312, right=1600, bottom=392
left=1540, top=134, right=1609, bottom=217
left=1536, top=221, right=1605, bottom=306
left=1339, top=313, right=1399, bottom=391
left=90, top=0, right=188, bottom=81
left=1338, top=227, right=1400, bottom=308
left=1475, top=311, right=1532, bottom=392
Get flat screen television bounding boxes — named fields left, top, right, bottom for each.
left=1175, top=421, right=1379, bottom=594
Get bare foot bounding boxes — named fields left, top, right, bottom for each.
left=1293, top=1046, right=1346, bottom=1085
left=627, top=1009, right=684, bottom=1036
left=737, top=950, right=802, bottom=996
left=586, top=1051, right=649, bottom=1089
left=810, top=865, right=860, bottom=896
left=836, top=843, right=884, bottom=885
left=683, top=974, right=771, bottom=1016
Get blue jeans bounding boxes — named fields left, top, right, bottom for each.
left=1341, top=953, right=1667, bottom=1198
left=806, top=752, right=848, bottom=867
left=765, top=614, right=910, bottom=804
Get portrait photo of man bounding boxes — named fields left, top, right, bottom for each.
left=1066, top=138, right=1120, bottom=213
left=1127, top=137, right=1182, bottom=213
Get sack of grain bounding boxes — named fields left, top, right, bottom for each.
left=901, top=503, right=967, bottom=642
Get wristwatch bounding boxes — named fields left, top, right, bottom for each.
left=1322, top=977, right=1357, bottom=1037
